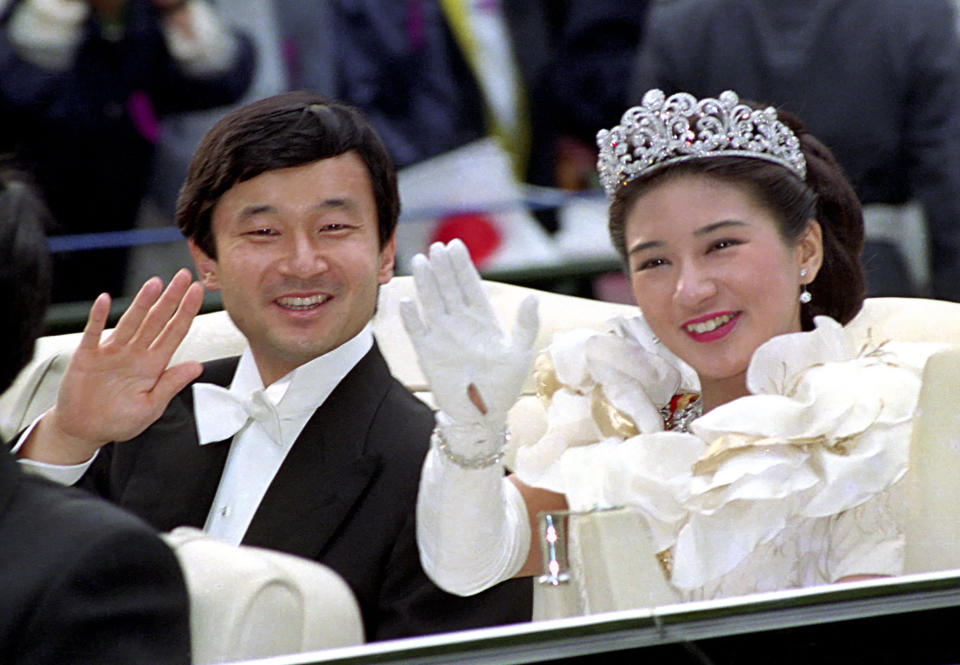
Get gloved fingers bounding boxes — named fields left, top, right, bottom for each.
left=427, top=241, right=466, bottom=315
left=411, top=251, right=447, bottom=319
left=511, top=294, right=540, bottom=353
left=399, top=297, right=429, bottom=343
left=448, top=238, right=498, bottom=321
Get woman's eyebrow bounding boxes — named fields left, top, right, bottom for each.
left=695, top=219, right=747, bottom=236
left=628, top=239, right=663, bottom=256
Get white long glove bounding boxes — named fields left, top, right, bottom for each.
left=400, top=239, right=538, bottom=458
left=400, top=239, right=538, bottom=595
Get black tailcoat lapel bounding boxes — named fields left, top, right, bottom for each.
left=0, top=445, right=19, bottom=517
left=241, top=346, right=389, bottom=559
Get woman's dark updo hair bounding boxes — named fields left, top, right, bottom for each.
left=607, top=106, right=865, bottom=330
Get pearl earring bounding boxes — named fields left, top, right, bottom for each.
left=799, top=268, right=812, bottom=304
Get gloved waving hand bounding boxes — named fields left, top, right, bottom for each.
left=400, top=239, right=539, bottom=467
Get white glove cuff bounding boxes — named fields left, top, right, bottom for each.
left=434, top=410, right=508, bottom=467
left=417, top=445, right=531, bottom=596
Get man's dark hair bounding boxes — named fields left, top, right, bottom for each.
left=176, top=91, right=400, bottom=259
left=0, top=162, right=52, bottom=392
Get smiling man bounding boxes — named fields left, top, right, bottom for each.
left=15, top=92, right=532, bottom=641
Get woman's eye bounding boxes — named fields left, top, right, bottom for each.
left=636, top=257, right=668, bottom=271
left=709, top=238, right=742, bottom=252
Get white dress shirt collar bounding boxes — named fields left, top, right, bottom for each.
left=195, top=323, right=374, bottom=545
left=193, top=324, right=374, bottom=446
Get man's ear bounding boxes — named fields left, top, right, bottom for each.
left=188, top=239, right=221, bottom=291
left=378, top=231, right=397, bottom=285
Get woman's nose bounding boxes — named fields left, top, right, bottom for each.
left=674, top=260, right=718, bottom=307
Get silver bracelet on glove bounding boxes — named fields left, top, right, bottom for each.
left=432, top=425, right=509, bottom=469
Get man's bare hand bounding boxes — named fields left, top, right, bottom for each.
left=20, top=269, right=204, bottom=465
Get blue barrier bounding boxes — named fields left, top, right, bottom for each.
left=46, top=188, right=605, bottom=253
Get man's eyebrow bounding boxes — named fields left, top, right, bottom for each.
left=316, top=197, right=351, bottom=210
left=237, top=203, right=277, bottom=220
left=236, top=198, right=354, bottom=221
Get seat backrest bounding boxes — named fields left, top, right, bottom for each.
left=903, top=347, right=960, bottom=574
left=162, top=527, right=364, bottom=664
left=841, top=296, right=960, bottom=346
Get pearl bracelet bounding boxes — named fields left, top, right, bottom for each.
left=431, top=424, right=508, bottom=469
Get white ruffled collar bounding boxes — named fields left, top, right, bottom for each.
left=514, top=313, right=942, bottom=590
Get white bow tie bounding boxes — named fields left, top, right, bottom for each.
left=192, top=383, right=283, bottom=446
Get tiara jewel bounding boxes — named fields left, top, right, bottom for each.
left=596, top=89, right=807, bottom=197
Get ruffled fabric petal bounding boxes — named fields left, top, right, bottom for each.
left=518, top=314, right=700, bottom=492
left=669, top=318, right=941, bottom=589
left=583, top=333, right=679, bottom=432
left=548, top=328, right=602, bottom=391
left=612, top=316, right=700, bottom=392
left=514, top=389, right=604, bottom=493
left=556, top=433, right=706, bottom=551
left=673, top=496, right=802, bottom=589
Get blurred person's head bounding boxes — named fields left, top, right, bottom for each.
left=176, top=91, right=399, bottom=260
left=0, top=162, right=53, bottom=393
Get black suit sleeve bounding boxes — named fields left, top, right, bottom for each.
left=15, top=517, right=191, bottom=665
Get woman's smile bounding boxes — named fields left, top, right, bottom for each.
left=625, top=174, right=821, bottom=408
left=682, top=311, right=739, bottom=341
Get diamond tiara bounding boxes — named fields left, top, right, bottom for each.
left=596, top=89, right=807, bottom=197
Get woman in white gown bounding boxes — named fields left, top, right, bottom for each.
left=400, top=89, right=943, bottom=603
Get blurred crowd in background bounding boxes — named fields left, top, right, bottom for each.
left=3, top=0, right=960, bottom=317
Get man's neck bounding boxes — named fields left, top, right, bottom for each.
left=249, top=325, right=375, bottom=389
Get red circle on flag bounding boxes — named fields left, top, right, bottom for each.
left=429, top=213, right=502, bottom=268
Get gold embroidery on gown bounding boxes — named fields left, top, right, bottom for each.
left=534, top=349, right=700, bottom=582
